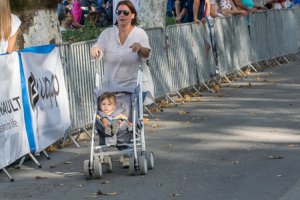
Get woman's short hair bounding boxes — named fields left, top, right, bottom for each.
left=114, top=0, right=139, bottom=26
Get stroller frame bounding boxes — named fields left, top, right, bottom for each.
left=83, top=59, right=154, bottom=178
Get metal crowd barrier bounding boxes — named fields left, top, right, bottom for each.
left=280, top=9, right=298, bottom=54
left=249, top=12, right=270, bottom=63
left=146, top=27, right=172, bottom=99
left=214, top=17, right=240, bottom=76
left=267, top=9, right=285, bottom=58
left=291, top=7, right=300, bottom=51
left=166, top=23, right=198, bottom=92
left=57, top=8, right=300, bottom=136
left=232, top=16, right=253, bottom=68
left=191, top=23, right=214, bottom=83
left=58, top=40, right=103, bottom=137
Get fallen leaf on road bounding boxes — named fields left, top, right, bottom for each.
left=231, top=161, right=240, bottom=165
left=268, top=155, right=284, bottom=159
left=183, top=94, right=192, bottom=101
left=172, top=193, right=181, bottom=197
left=35, top=176, right=47, bottom=179
left=101, top=181, right=111, bottom=184
left=49, top=164, right=56, bottom=168
left=93, top=190, right=117, bottom=197
left=143, top=118, right=149, bottom=125
left=46, top=144, right=58, bottom=152
left=178, top=110, right=188, bottom=115
left=256, top=77, right=266, bottom=82
left=152, top=123, right=159, bottom=128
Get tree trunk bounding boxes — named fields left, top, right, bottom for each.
left=11, top=0, right=62, bottom=50
left=113, top=0, right=167, bottom=29
left=139, top=0, right=167, bottom=28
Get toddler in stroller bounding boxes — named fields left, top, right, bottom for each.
left=95, top=91, right=132, bottom=147
left=83, top=66, right=154, bottom=179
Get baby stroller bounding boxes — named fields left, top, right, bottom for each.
left=83, top=59, right=155, bottom=178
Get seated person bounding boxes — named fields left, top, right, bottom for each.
left=90, top=0, right=99, bottom=11
left=58, top=0, right=84, bottom=29
left=234, top=0, right=258, bottom=13
left=95, top=92, right=131, bottom=146
left=220, top=0, right=248, bottom=16
left=71, top=1, right=84, bottom=25
left=266, top=0, right=287, bottom=8
left=253, top=0, right=268, bottom=9
left=210, top=0, right=224, bottom=18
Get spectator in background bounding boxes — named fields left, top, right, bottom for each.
left=175, top=0, right=183, bottom=17
left=220, top=0, right=248, bottom=16
left=193, top=0, right=210, bottom=24
left=268, top=0, right=287, bottom=8
left=90, top=0, right=99, bottom=11
left=175, top=0, right=188, bottom=23
left=209, top=0, right=224, bottom=18
left=0, top=0, right=21, bottom=54
left=176, top=0, right=209, bottom=23
left=71, top=1, right=84, bottom=25
left=253, top=0, right=268, bottom=9
left=63, top=0, right=73, bottom=13
left=167, top=0, right=175, bottom=17
left=58, top=0, right=84, bottom=29
left=233, top=0, right=258, bottom=13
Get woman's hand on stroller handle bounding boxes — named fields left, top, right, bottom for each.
left=129, top=42, right=142, bottom=53
left=90, top=47, right=102, bottom=59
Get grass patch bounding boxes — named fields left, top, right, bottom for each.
left=62, top=17, right=176, bottom=43
left=62, top=22, right=108, bottom=43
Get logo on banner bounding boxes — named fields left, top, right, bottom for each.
left=27, top=72, right=60, bottom=111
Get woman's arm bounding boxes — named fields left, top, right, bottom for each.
left=193, top=0, right=201, bottom=23
left=7, top=31, right=18, bottom=53
left=129, top=42, right=150, bottom=58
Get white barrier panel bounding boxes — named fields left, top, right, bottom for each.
left=191, top=23, right=215, bottom=82
left=295, top=7, right=300, bottom=50
left=166, top=24, right=198, bottom=91
left=0, top=53, right=30, bottom=169
left=249, top=12, right=270, bottom=62
left=267, top=10, right=284, bottom=58
left=19, top=45, right=71, bottom=152
left=232, top=16, right=253, bottom=67
left=146, top=28, right=172, bottom=98
left=214, top=17, right=238, bottom=76
left=280, top=9, right=298, bottom=54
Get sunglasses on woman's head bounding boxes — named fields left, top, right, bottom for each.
left=116, top=10, right=131, bottom=16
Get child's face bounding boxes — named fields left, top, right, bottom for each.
left=100, top=98, right=116, bottom=114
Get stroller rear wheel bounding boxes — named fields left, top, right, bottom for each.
left=83, top=157, right=103, bottom=179
left=139, top=155, right=148, bottom=175
left=145, top=151, right=155, bottom=170
left=129, top=157, right=136, bottom=176
left=93, top=157, right=103, bottom=178
left=103, top=155, right=113, bottom=173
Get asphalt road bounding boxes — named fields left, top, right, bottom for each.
left=1, top=59, right=300, bottom=200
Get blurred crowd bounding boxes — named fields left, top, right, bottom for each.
left=57, top=0, right=113, bottom=30
left=166, top=0, right=300, bottom=23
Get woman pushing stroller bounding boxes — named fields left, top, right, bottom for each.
left=90, top=0, right=154, bottom=104
left=89, top=0, right=154, bottom=170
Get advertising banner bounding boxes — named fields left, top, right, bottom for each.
left=0, top=52, right=30, bottom=169
left=19, top=45, right=71, bottom=152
